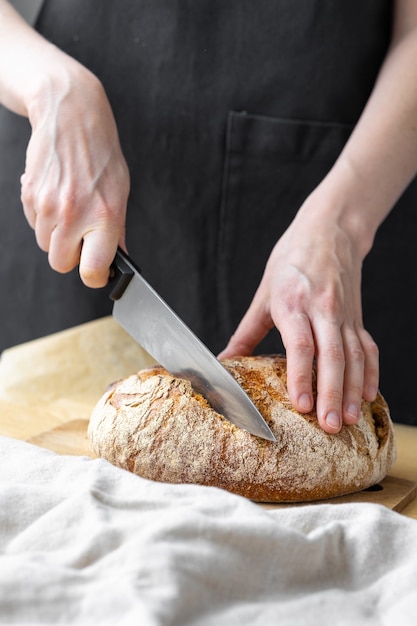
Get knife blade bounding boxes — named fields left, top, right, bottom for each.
left=109, top=248, right=276, bottom=441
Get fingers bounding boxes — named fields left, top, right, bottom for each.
left=222, top=284, right=378, bottom=436
left=279, top=312, right=346, bottom=433
left=359, top=328, right=379, bottom=402
left=313, top=321, right=346, bottom=433
left=21, top=176, right=125, bottom=287
left=279, top=313, right=315, bottom=413
left=21, top=160, right=129, bottom=288
left=78, top=230, right=120, bottom=288
left=281, top=314, right=378, bottom=434
left=46, top=221, right=123, bottom=288
left=340, top=335, right=362, bottom=426
left=218, top=294, right=318, bottom=418
left=340, top=325, right=373, bottom=426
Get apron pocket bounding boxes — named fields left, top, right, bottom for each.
left=217, top=110, right=353, bottom=349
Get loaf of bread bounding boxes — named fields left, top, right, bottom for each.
left=88, top=355, right=396, bottom=502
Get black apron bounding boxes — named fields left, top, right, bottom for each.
left=1, top=1, right=415, bottom=425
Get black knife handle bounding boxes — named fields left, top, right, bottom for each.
left=109, top=247, right=141, bottom=301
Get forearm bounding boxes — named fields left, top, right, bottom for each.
left=0, top=1, right=129, bottom=287
left=305, top=0, right=417, bottom=258
left=0, top=0, right=101, bottom=120
left=0, top=0, right=53, bottom=114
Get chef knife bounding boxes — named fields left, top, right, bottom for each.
left=109, top=247, right=276, bottom=441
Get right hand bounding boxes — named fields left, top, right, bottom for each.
left=20, top=56, right=130, bottom=287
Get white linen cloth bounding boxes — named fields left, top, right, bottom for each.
left=0, top=436, right=416, bottom=626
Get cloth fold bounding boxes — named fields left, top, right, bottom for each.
left=0, top=436, right=416, bottom=625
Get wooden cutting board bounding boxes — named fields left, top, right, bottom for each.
left=27, top=418, right=416, bottom=513
left=0, top=316, right=414, bottom=515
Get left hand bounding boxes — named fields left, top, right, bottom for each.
left=219, top=192, right=379, bottom=434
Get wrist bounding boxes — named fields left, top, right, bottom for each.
left=25, top=47, right=102, bottom=124
left=298, top=157, right=391, bottom=259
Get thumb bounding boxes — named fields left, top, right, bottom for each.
left=218, top=295, right=273, bottom=359
left=79, top=230, right=119, bottom=288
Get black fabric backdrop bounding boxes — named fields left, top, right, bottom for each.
left=1, top=1, right=415, bottom=424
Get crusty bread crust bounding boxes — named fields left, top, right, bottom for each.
left=88, top=355, right=396, bottom=502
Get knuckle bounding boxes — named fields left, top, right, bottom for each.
left=292, top=372, right=312, bottom=390
left=35, top=236, right=50, bottom=253
left=49, top=258, right=72, bottom=273
left=36, top=190, right=56, bottom=220
left=48, top=248, right=75, bottom=274
left=21, top=175, right=37, bottom=208
left=292, top=333, right=315, bottom=356
left=85, top=204, right=122, bottom=232
left=56, top=190, right=78, bottom=226
left=20, top=182, right=34, bottom=206
left=322, top=388, right=343, bottom=407
left=347, top=342, right=365, bottom=364
left=349, top=383, right=364, bottom=400
left=322, top=342, right=344, bottom=363
left=320, top=290, right=342, bottom=319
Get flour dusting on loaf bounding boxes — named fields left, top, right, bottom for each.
left=88, top=355, right=396, bottom=502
